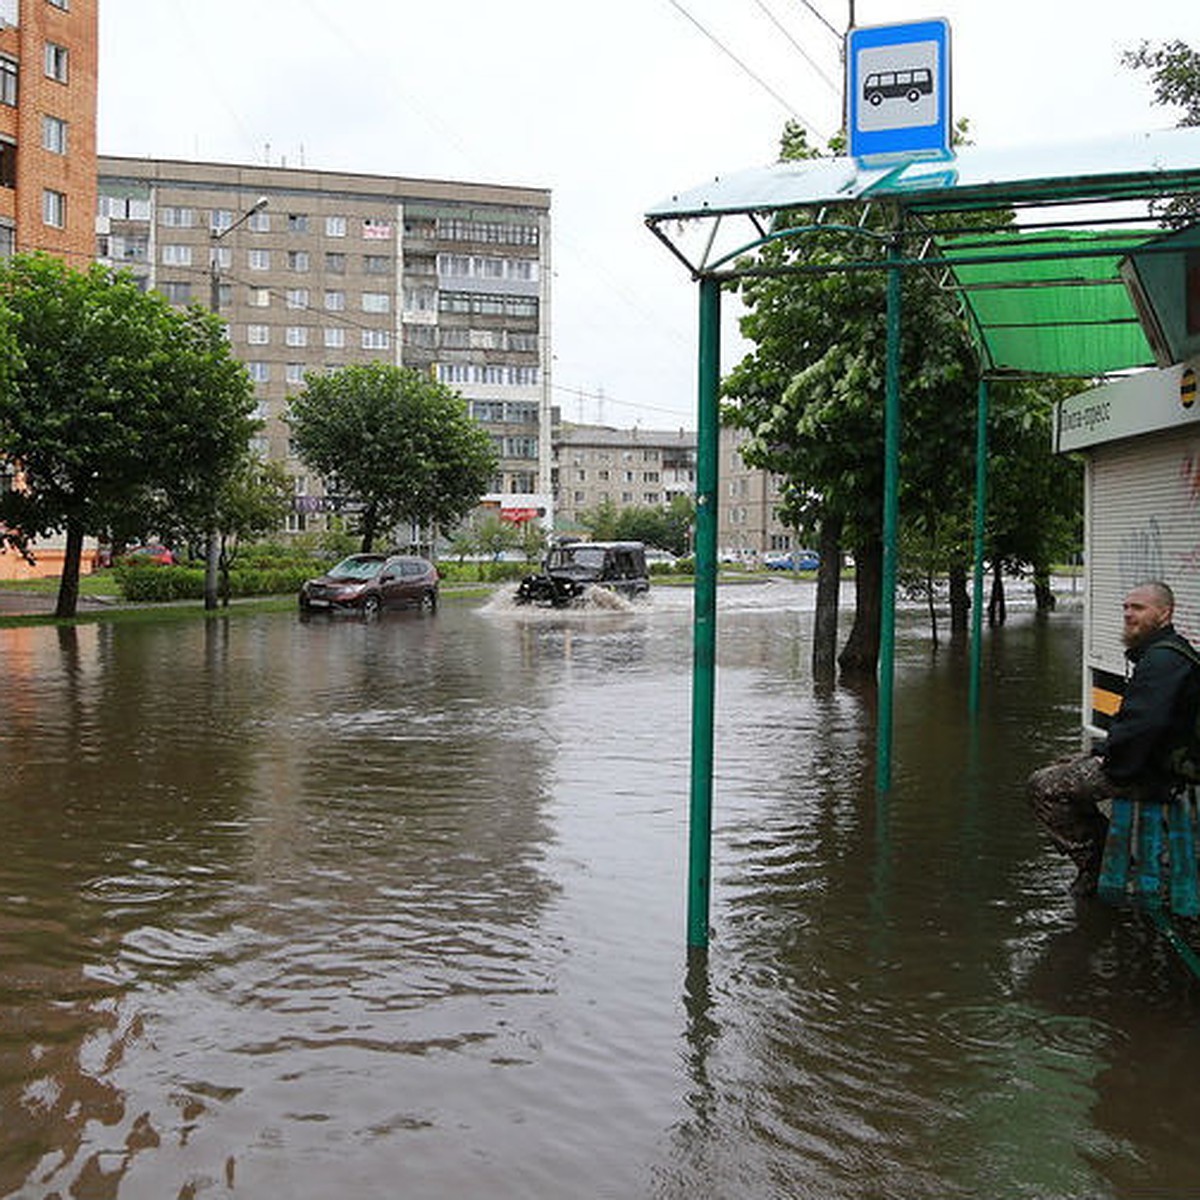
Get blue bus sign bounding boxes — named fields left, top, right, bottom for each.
left=847, top=19, right=951, bottom=162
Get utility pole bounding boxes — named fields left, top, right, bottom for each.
left=205, top=196, right=268, bottom=610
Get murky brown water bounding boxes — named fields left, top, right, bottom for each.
left=2, top=581, right=1199, bottom=1199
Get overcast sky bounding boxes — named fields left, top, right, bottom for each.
left=98, top=1, right=1195, bottom=431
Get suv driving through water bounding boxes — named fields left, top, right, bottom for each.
left=515, top=540, right=649, bottom=608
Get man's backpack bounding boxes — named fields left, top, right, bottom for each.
left=1157, top=634, right=1200, bottom=783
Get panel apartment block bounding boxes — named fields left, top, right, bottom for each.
left=96, top=156, right=551, bottom=533
left=552, top=423, right=697, bottom=528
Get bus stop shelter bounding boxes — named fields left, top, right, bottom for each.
left=645, top=125, right=1200, bottom=950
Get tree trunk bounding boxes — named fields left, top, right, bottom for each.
left=838, top=533, right=882, bottom=679
left=54, top=517, right=84, bottom=619
left=812, top=513, right=842, bottom=683
left=1033, top=563, right=1056, bottom=613
left=926, top=564, right=939, bottom=649
left=988, top=561, right=1007, bottom=627
left=359, top=502, right=379, bottom=552
left=948, top=561, right=970, bottom=638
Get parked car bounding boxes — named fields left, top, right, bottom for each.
left=764, top=549, right=820, bottom=571
left=515, top=540, right=649, bottom=607
left=299, top=553, right=439, bottom=615
left=117, top=543, right=177, bottom=566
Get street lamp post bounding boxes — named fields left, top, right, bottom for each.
left=204, top=195, right=268, bottom=610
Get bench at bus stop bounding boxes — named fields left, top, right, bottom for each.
left=1098, top=790, right=1200, bottom=976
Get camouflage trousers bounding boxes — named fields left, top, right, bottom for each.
left=1026, top=754, right=1120, bottom=895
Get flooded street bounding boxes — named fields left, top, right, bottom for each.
left=3, top=580, right=1200, bottom=1199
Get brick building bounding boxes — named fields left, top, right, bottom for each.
left=0, top=0, right=96, bottom=265
left=0, top=0, right=98, bottom=579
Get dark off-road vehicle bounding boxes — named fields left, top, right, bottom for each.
left=515, top=541, right=650, bottom=608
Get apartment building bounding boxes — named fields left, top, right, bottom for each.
left=0, top=0, right=97, bottom=265
left=718, top=424, right=795, bottom=561
left=0, top=0, right=98, bottom=579
left=552, top=422, right=696, bottom=528
left=95, top=156, right=552, bottom=532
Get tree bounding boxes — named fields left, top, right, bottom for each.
left=1124, top=39, right=1200, bottom=224
left=286, top=363, right=497, bottom=553
left=211, top=458, right=294, bottom=604
left=724, top=125, right=982, bottom=677
left=0, top=254, right=258, bottom=617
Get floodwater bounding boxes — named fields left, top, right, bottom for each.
left=2, top=580, right=1199, bottom=1199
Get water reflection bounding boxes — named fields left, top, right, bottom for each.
left=3, top=589, right=1200, bottom=1197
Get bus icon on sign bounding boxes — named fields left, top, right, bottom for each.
left=863, top=68, right=933, bottom=106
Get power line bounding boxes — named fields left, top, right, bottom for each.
left=796, top=0, right=843, bottom=41
left=751, top=0, right=840, bottom=95
left=665, top=0, right=826, bottom=137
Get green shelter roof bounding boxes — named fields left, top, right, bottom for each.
left=646, top=126, right=1200, bottom=378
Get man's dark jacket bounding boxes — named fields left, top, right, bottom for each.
left=1103, top=623, right=1200, bottom=796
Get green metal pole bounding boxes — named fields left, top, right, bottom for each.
left=876, top=237, right=902, bottom=793
left=969, top=377, right=989, bottom=715
left=688, top=276, right=721, bottom=950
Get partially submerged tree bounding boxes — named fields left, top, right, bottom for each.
left=287, top=363, right=497, bottom=553
left=0, top=254, right=257, bottom=617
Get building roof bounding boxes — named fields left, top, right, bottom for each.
left=555, top=423, right=696, bottom=449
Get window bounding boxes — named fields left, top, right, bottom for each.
left=47, top=0, right=70, bottom=9
left=248, top=209, right=270, bottom=233
left=247, top=362, right=270, bottom=383
left=323, top=290, right=345, bottom=311
left=361, top=291, right=390, bottom=313
left=42, top=188, right=66, bottom=228
left=324, top=327, right=345, bottom=349
left=361, top=329, right=390, bottom=350
left=247, top=324, right=269, bottom=345
left=212, top=246, right=232, bottom=270
left=363, top=254, right=392, bottom=275
left=160, top=281, right=192, bottom=305
left=0, top=58, right=15, bottom=107
left=248, top=249, right=270, bottom=271
left=288, top=250, right=310, bottom=272
left=247, top=287, right=270, bottom=307
left=0, top=139, right=14, bottom=190
left=41, top=115, right=67, bottom=155
left=0, top=222, right=13, bottom=260
left=161, top=244, right=192, bottom=266
left=288, top=213, right=309, bottom=234
left=160, top=206, right=194, bottom=228
left=286, top=288, right=309, bottom=309
left=325, top=252, right=346, bottom=273
left=211, top=209, right=233, bottom=233
left=362, top=218, right=392, bottom=240
left=44, top=43, right=68, bottom=83
left=285, top=326, right=308, bottom=347
left=286, top=363, right=305, bottom=385
left=325, top=214, right=347, bottom=238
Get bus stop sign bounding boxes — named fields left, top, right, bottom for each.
left=848, top=18, right=951, bottom=162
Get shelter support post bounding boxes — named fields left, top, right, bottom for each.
left=876, top=237, right=902, bottom=793
left=688, top=276, right=721, bottom=950
left=969, top=377, right=990, bottom=715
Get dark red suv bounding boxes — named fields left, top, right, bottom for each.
left=299, top=553, right=438, bottom=615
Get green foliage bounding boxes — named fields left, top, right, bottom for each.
left=114, top=561, right=317, bottom=602
left=286, top=362, right=498, bottom=551
left=1124, top=39, right=1200, bottom=224
left=0, top=253, right=257, bottom=615
left=577, top=495, right=694, bottom=557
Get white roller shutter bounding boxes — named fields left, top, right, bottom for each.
left=1087, top=425, right=1200, bottom=680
